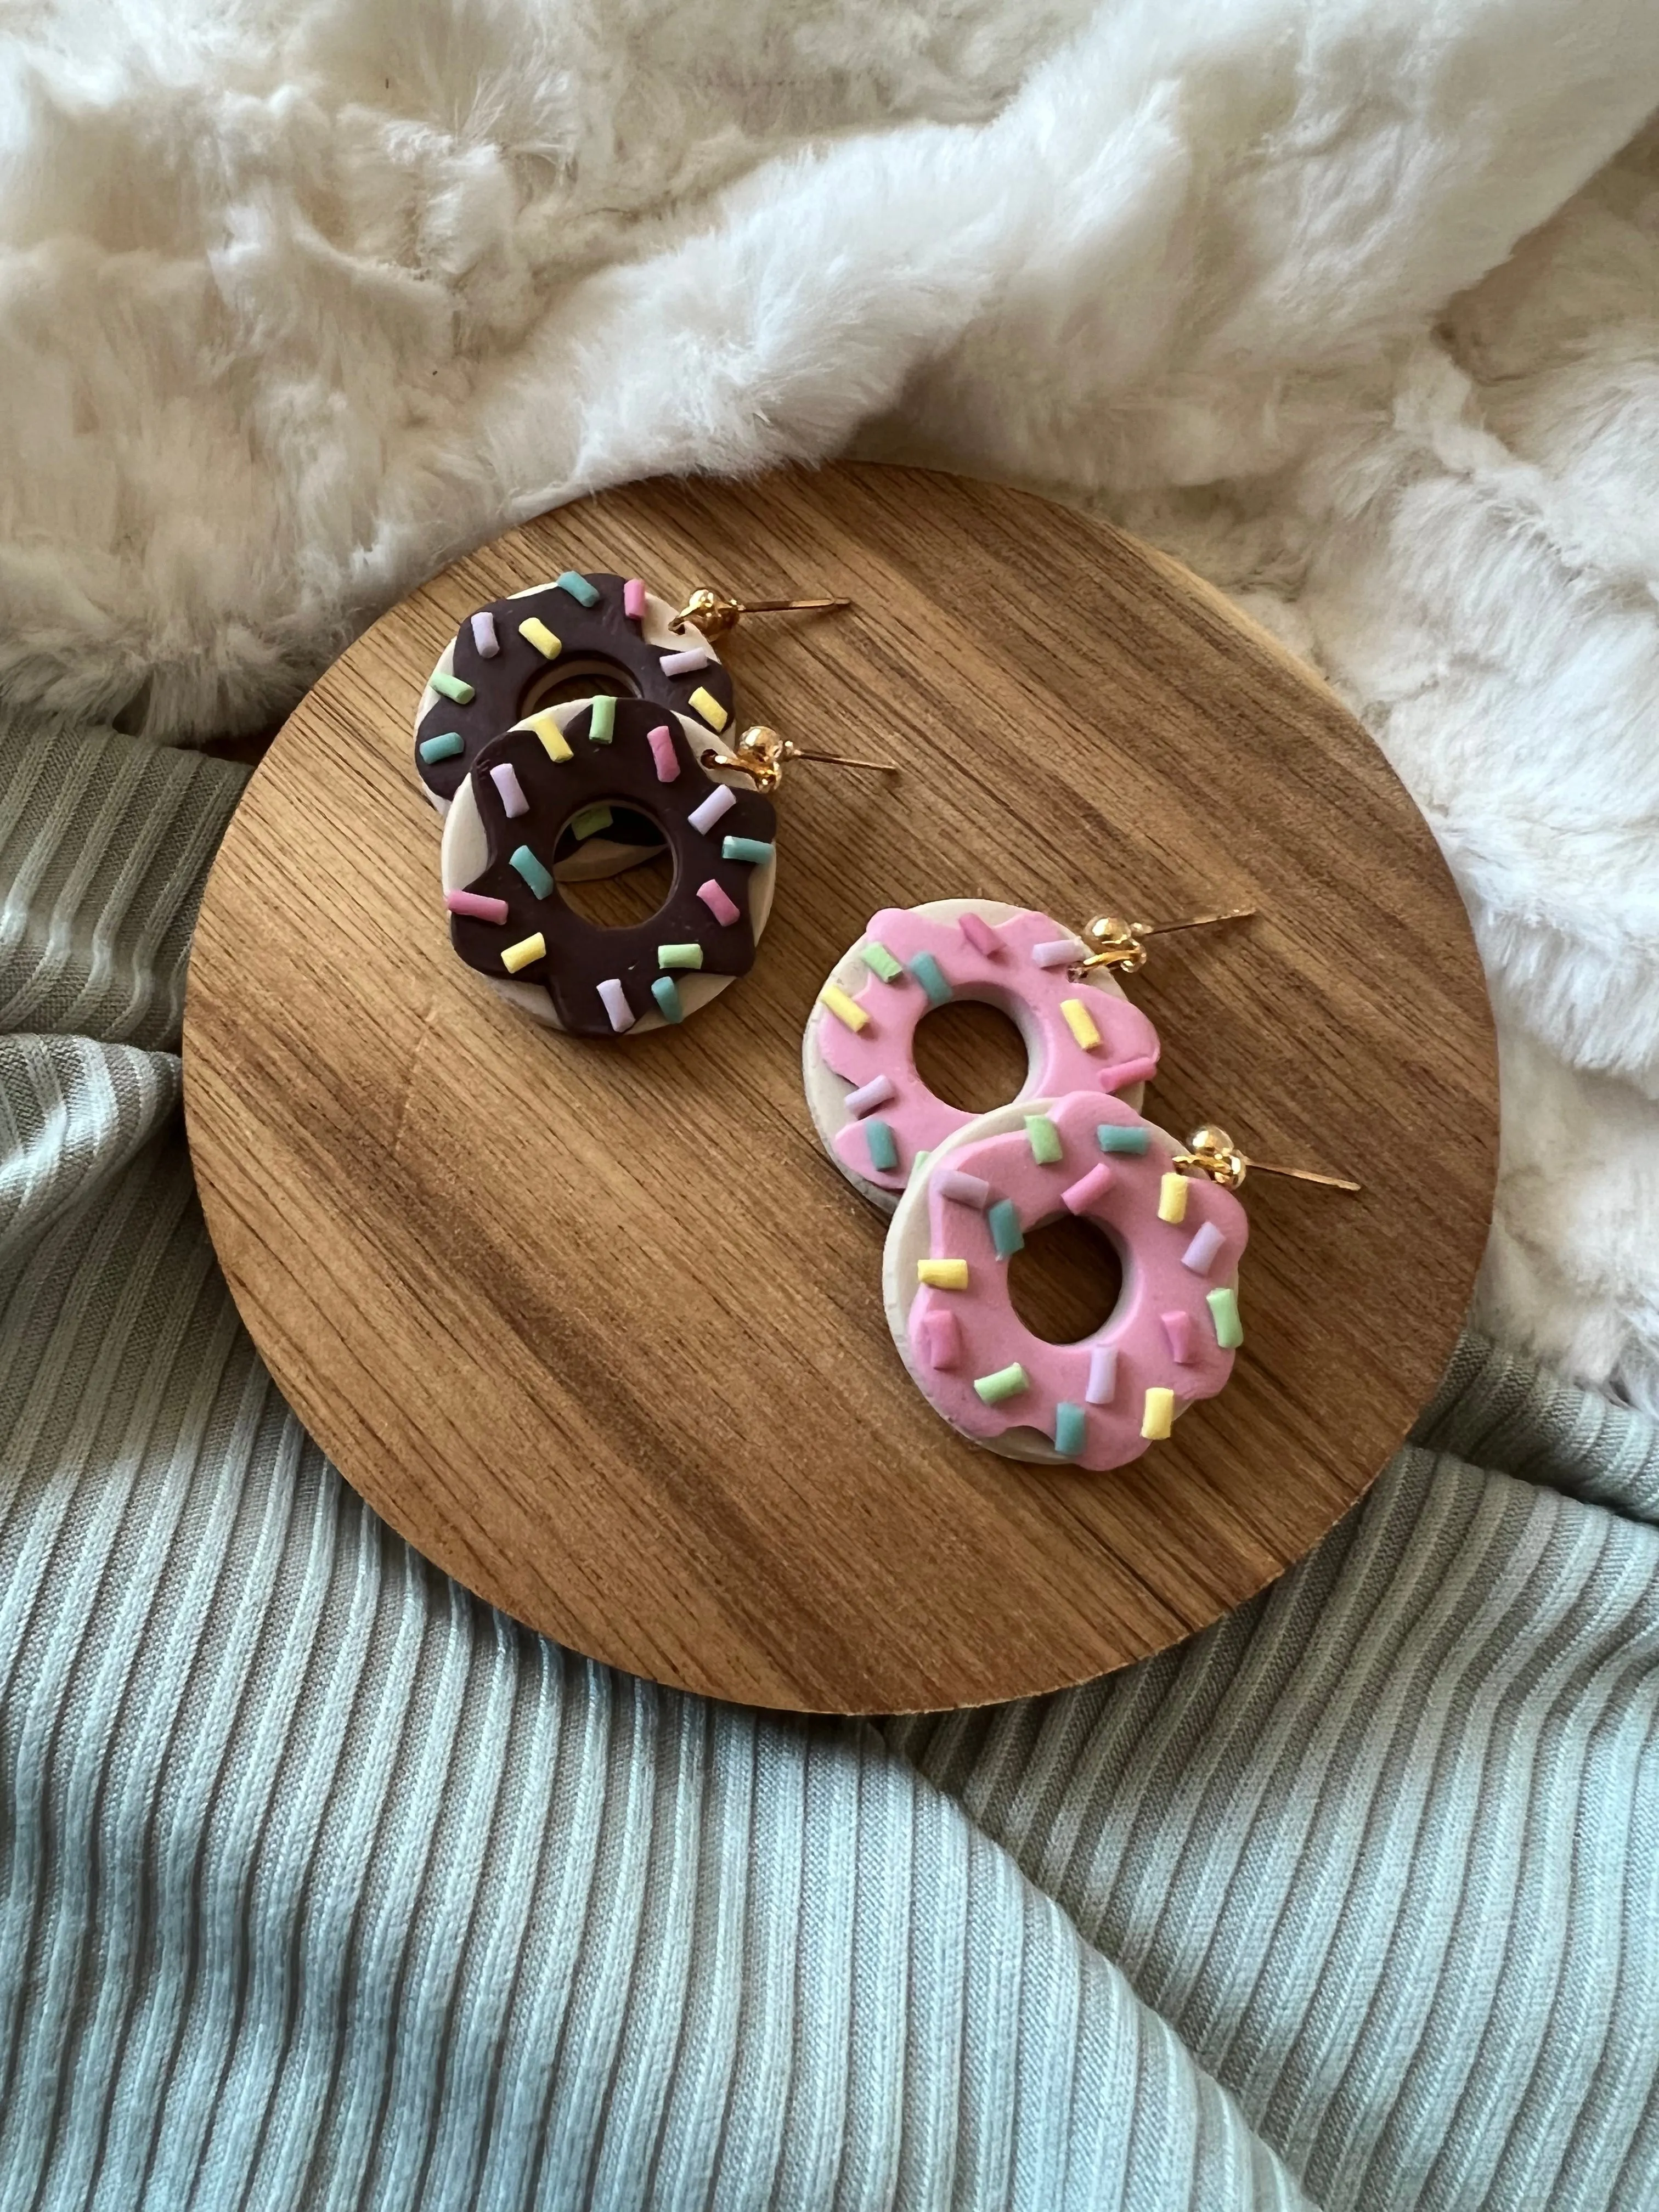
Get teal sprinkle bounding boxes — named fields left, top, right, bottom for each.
left=1026, top=1114, right=1063, bottom=1164
left=1097, top=1124, right=1152, bottom=1155
left=430, top=669, right=475, bottom=705
left=418, top=731, right=464, bottom=764
left=907, top=951, right=952, bottom=1007
left=652, top=976, right=685, bottom=1024
left=974, top=1362, right=1029, bottom=1406
left=570, top=804, right=614, bottom=842
left=588, top=695, right=616, bottom=743
left=861, top=939, right=905, bottom=984
left=988, top=1198, right=1024, bottom=1260
left=555, top=570, right=601, bottom=607
left=1054, top=1402, right=1086, bottom=1457
left=1208, top=1286, right=1244, bottom=1350
left=864, top=1120, right=899, bottom=1173
left=509, top=845, right=554, bottom=899
left=721, top=837, right=774, bottom=866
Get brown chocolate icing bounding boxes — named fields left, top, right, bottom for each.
left=414, top=574, right=736, bottom=804
left=450, top=701, right=776, bottom=1037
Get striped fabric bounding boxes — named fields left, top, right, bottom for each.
left=1, top=716, right=1655, bottom=2209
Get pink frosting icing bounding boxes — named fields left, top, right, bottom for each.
left=817, top=906, right=1160, bottom=1194
left=905, top=1091, right=1248, bottom=1472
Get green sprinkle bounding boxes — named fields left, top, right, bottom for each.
left=974, top=1363, right=1029, bottom=1406
left=570, top=804, right=614, bottom=842
left=861, top=938, right=905, bottom=984
left=587, top=694, right=615, bottom=743
left=430, top=669, right=475, bottom=705
left=1053, top=1402, right=1086, bottom=1457
left=721, top=836, right=774, bottom=866
left=907, top=951, right=952, bottom=1007
left=418, top=731, right=464, bottom=764
left=1025, top=1114, right=1063, bottom=1164
left=864, top=1119, right=899, bottom=1172
left=555, top=570, right=601, bottom=607
left=912, top=1150, right=932, bottom=1177
left=652, top=976, right=685, bottom=1023
left=657, top=943, right=704, bottom=969
left=509, top=844, right=554, bottom=899
left=1097, top=1124, right=1152, bottom=1155
left=988, top=1198, right=1024, bottom=1260
left=1207, top=1286, right=1244, bottom=1350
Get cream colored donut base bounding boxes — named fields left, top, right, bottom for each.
left=881, top=1097, right=1189, bottom=1467
left=439, top=703, right=774, bottom=1035
left=802, top=899, right=1145, bottom=1215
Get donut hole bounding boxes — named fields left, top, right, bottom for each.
left=912, top=999, right=1030, bottom=1113
left=1007, top=1215, right=1125, bottom=1345
left=554, top=811, right=674, bottom=928
left=520, top=659, right=640, bottom=718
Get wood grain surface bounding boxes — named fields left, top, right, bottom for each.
left=182, top=463, right=1498, bottom=1713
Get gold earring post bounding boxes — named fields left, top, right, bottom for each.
left=1175, top=1125, right=1362, bottom=1194
left=671, top=588, right=853, bottom=640
left=1076, top=907, right=1256, bottom=974
left=702, top=726, right=900, bottom=793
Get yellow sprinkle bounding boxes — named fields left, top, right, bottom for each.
left=820, top=984, right=868, bottom=1033
left=689, top=684, right=728, bottom=732
left=1158, top=1172, right=1189, bottom=1224
left=501, top=932, right=546, bottom=975
left=918, top=1259, right=969, bottom=1291
left=521, top=709, right=571, bottom=761
left=517, top=617, right=561, bottom=660
left=1059, top=996, right=1101, bottom=1050
left=1141, top=1386, right=1175, bottom=1441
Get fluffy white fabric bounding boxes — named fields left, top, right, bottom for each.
left=3, top=0, right=1658, bottom=1401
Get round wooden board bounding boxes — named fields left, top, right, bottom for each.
left=183, top=463, right=1497, bottom=1713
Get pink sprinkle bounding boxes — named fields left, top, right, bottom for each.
left=1182, top=1221, right=1226, bottom=1276
left=845, top=1074, right=896, bottom=1118
left=688, top=785, right=737, bottom=836
left=445, top=888, right=509, bottom=925
left=1032, top=938, right=1085, bottom=969
left=1098, top=1056, right=1158, bottom=1092
left=489, top=762, right=528, bottom=818
left=935, top=1168, right=990, bottom=1210
left=923, top=1310, right=961, bottom=1370
left=1085, top=1345, right=1118, bottom=1404
left=470, top=610, right=499, bottom=657
left=597, top=979, right=634, bottom=1032
left=1163, top=1311, right=1195, bottom=1364
left=648, top=724, right=680, bottom=782
left=1062, top=1163, right=1114, bottom=1214
left=698, top=879, right=741, bottom=927
left=957, top=912, right=1000, bottom=957
left=623, top=578, right=647, bottom=622
left=661, top=646, right=710, bottom=676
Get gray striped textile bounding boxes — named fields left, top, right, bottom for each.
left=1, top=716, right=1655, bottom=2209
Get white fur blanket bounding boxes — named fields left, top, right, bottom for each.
left=3, top=0, right=1657, bottom=1403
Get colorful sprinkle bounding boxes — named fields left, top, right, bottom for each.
left=974, top=1362, right=1029, bottom=1405
left=1085, top=1345, right=1118, bottom=1405
left=661, top=645, right=710, bottom=676
left=1097, top=1124, right=1151, bottom=1156
left=935, top=1167, right=990, bottom=1209
left=623, top=577, right=647, bottom=622
left=1163, top=1311, right=1196, bottom=1364
left=657, top=943, right=703, bottom=969
left=1060, top=997, right=1101, bottom=1050
left=430, top=668, right=475, bottom=705
left=988, top=1198, right=1024, bottom=1260
left=918, top=1258, right=969, bottom=1291
left=652, top=976, right=685, bottom=1023
left=1053, top=1402, right=1086, bottom=1457
left=598, top=978, right=634, bottom=1032
left=510, top=845, right=554, bottom=899
left=501, top=932, right=546, bottom=975
left=820, top=985, right=868, bottom=1033
left=470, top=610, right=499, bottom=657
left=571, top=804, right=614, bottom=841
left=913, top=1151, right=933, bottom=1177
left=418, top=731, right=464, bottom=764
left=864, top=1120, right=900, bottom=1172
left=722, top=836, right=774, bottom=866
left=698, top=879, right=740, bottom=927
left=1208, top=1287, right=1244, bottom=1350
left=1182, top=1222, right=1226, bottom=1275
left=1032, top=938, right=1085, bottom=969
left=587, top=695, right=615, bottom=744
left=957, top=911, right=1001, bottom=957
left=860, top=939, right=905, bottom=983
left=555, top=570, right=600, bottom=607
left=922, top=1310, right=961, bottom=1370
left=1158, top=1173, right=1190, bottom=1225
left=908, top=951, right=952, bottom=1007
left=1141, top=1387, right=1175, bottom=1442
left=520, top=710, right=572, bottom=761
left=1025, top=1114, right=1063, bottom=1165
left=689, top=685, right=727, bottom=731
left=518, top=617, right=561, bottom=659
left=844, top=1073, right=896, bottom=1118
left=687, top=785, right=737, bottom=836
left=445, top=888, right=508, bottom=924
left=648, top=724, right=680, bottom=782
left=489, top=762, right=528, bottom=819
left=1062, top=1162, right=1114, bottom=1214
left=1099, top=1056, right=1158, bottom=1093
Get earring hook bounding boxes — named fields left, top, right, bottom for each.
left=702, top=725, right=901, bottom=794
left=1175, top=1125, right=1362, bottom=1194
left=1074, top=908, right=1256, bottom=977
left=671, top=588, right=853, bottom=640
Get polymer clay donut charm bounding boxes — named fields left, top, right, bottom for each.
left=883, top=1090, right=1248, bottom=1471
left=439, top=697, right=776, bottom=1036
left=413, top=571, right=735, bottom=814
left=802, top=899, right=1161, bottom=1211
